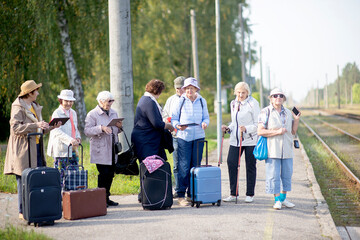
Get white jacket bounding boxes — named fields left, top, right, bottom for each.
left=47, top=106, right=81, bottom=158
left=228, top=96, right=260, bottom=147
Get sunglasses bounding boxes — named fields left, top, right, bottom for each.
left=272, top=94, right=284, bottom=98
left=108, top=100, right=115, bottom=103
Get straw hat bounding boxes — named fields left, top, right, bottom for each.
left=18, top=80, right=42, bottom=97
left=58, top=89, right=76, bottom=101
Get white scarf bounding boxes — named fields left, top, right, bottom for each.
left=144, top=92, right=162, bottom=115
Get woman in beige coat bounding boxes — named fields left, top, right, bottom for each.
left=3, top=80, right=60, bottom=219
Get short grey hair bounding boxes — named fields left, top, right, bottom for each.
left=96, top=91, right=114, bottom=104
left=233, top=82, right=251, bottom=95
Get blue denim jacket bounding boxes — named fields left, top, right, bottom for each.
left=171, top=94, right=210, bottom=142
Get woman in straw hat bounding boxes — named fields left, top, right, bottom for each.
left=257, top=88, right=301, bottom=210
left=3, top=80, right=61, bottom=219
left=47, top=89, right=81, bottom=184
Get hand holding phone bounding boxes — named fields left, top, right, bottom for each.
left=292, top=106, right=300, bottom=116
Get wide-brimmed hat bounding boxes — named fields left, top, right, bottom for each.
left=58, top=89, right=76, bottom=101
left=182, top=77, right=200, bottom=90
left=268, top=88, right=286, bottom=100
left=174, top=76, right=185, bottom=89
left=18, top=80, right=42, bottom=97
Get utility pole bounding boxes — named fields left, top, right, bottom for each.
left=337, top=65, right=341, bottom=109
left=109, top=0, right=134, bottom=146
left=259, top=46, right=264, bottom=108
left=239, top=3, right=246, bottom=83
left=215, top=0, right=222, bottom=163
left=325, top=74, right=329, bottom=109
left=316, top=80, right=319, bottom=108
left=190, top=9, right=200, bottom=85
left=267, top=66, right=271, bottom=91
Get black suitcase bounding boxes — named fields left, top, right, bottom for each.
left=140, top=156, right=173, bottom=210
left=21, top=133, right=62, bottom=226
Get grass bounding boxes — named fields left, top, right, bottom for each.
left=298, top=122, right=360, bottom=226
left=0, top=225, right=52, bottom=240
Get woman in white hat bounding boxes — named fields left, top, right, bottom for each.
left=4, top=80, right=61, bottom=219
left=171, top=77, right=210, bottom=206
left=257, top=88, right=301, bottom=210
left=47, top=89, right=81, bottom=180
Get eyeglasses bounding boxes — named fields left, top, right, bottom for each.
left=108, top=100, right=115, bottom=103
left=272, top=94, right=284, bottom=98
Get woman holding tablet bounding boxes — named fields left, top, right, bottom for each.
left=84, top=91, right=123, bottom=207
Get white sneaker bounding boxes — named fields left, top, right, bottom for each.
left=178, top=198, right=190, bottom=206
left=223, top=195, right=237, bottom=202
left=282, top=199, right=295, bottom=208
left=273, top=201, right=282, bottom=210
left=245, top=196, right=254, bottom=203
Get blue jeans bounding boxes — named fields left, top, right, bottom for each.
left=177, top=138, right=204, bottom=198
left=172, top=137, right=179, bottom=192
left=265, top=158, right=293, bottom=194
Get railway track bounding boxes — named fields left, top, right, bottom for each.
left=299, top=115, right=360, bottom=227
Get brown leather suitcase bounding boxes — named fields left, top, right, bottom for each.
left=62, top=188, right=107, bottom=220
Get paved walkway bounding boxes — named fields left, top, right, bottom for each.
left=0, top=139, right=342, bottom=239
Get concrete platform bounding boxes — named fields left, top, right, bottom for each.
left=0, top=139, right=343, bottom=239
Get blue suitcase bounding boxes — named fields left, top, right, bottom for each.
left=190, top=140, right=221, bottom=208
left=21, top=133, right=62, bottom=226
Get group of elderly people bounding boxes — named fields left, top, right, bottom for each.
left=4, top=77, right=300, bottom=219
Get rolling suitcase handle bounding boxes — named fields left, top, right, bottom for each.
left=67, top=143, right=84, bottom=169
left=196, top=140, right=208, bottom=167
left=27, top=133, right=44, bottom=168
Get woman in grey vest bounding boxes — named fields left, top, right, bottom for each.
left=257, top=88, right=301, bottom=210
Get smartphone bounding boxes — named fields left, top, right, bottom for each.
left=292, top=106, right=300, bottom=116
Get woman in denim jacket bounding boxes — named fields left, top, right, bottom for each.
left=221, top=82, right=260, bottom=203
left=171, top=77, right=210, bottom=206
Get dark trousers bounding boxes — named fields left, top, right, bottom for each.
left=227, top=145, right=257, bottom=196
left=96, top=164, right=115, bottom=201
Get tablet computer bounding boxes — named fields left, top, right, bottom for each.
left=49, top=117, right=70, bottom=126
left=178, top=123, right=199, bottom=127
left=107, top=118, right=124, bottom=127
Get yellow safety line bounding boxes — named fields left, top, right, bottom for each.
left=264, top=208, right=274, bottom=240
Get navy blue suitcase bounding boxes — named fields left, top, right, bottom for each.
left=190, top=140, right=221, bottom=208
left=21, top=133, right=62, bottom=226
left=140, top=156, right=173, bottom=210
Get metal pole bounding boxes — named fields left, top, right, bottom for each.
left=248, top=33, right=251, bottom=77
left=239, top=4, right=246, bottom=83
left=267, top=66, right=271, bottom=90
left=259, top=47, right=264, bottom=108
left=215, top=0, right=222, bottom=163
left=109, top=0, right=134, bottom=147
left=325, top=74, right=329, bottom=109
left=337, top=65, right=341, bottom=109
left=190, top=9, right=200, bottom=85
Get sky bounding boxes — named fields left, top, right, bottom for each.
left=247, top=0, right=360, bottom=103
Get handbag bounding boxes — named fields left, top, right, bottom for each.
left=253, top=107, right=270, bottom=161
left=63, top=144, right=88, bottom=190
left=112, top=133, right=122, bottom=154
left=253, top=136, right=268, bottom=160
left=115, top=129, right=139, bottom=175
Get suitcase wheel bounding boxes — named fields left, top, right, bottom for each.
left=217, top=200, right=221, bottom=206
left=212, top=203, right=215, bottom=206
left=191, top=202, right=194, bottom=207
left=196, top=202, right=200, bottom=208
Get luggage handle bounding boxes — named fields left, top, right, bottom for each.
left=27, top=133, right=44, bottom=168
left=196, top=140, right=208, bottom=167
left=67, top=143, right=84, bottom=170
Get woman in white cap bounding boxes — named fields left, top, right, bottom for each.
left=171, top=77, right=210, bottom=206
left=4, top=80, right=61, bottom=220
left=84, top=91, right=123, bottom=207
left=221, top=82, right=260, bottom=203
left=257, top=88, right=301, bottom=210
left=47, top=89, right=81, bottom=181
